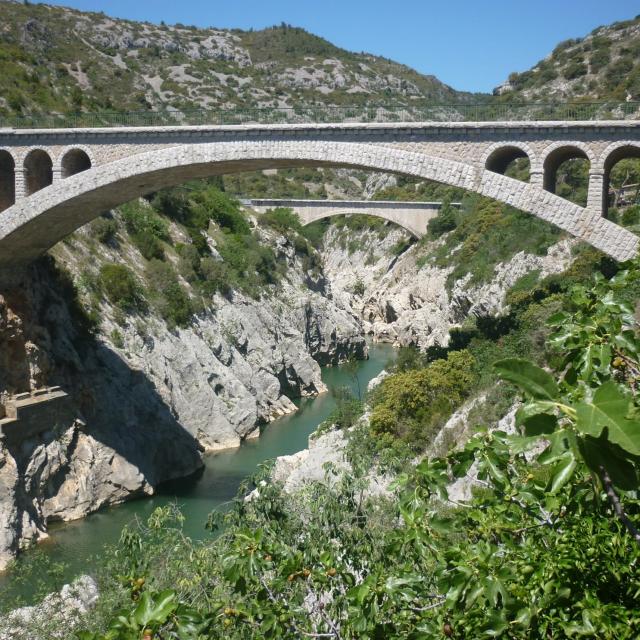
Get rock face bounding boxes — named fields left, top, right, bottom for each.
left=0, top=575, right=99, bottom=640
left=321, top=225, right=576, bottom=349
left=266, top=426, right=393, bottom=499
left=0, top=222, right=366, bottom=569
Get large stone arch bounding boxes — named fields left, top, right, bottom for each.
left=0, top=140, right=636, bottom=267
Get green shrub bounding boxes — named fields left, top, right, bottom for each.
left=132, top=232, right=165, bottom=260
left=621, top=204, right=640, bottom=226
left=98, top=264, right=144, bottom=312
left=563, top=60, right=588, bottom=80
left=90, top=216, right=118, bottom=244
left=390, top=237, right=412, bottom=256
left=427, top=200, right=457, bottom=237
left=369, top=350, right=476, bottom=448
left=120, top=200, right=170, bottom=241
left=109, top=329, right=124, bottom=349
left=176, top=243, right=202, bottom=282
left=145, top=260, right=194, bottom=328
left=300, top=220, right=327, bottom=248
left=258, top=207, right=302, bottom=234
left=190, top=188, right=249, bottom=234
left=589, top=47, right=611, bottom=72
left=120, top=200, right=170, bottom=259
left=199, top=257, right=232, bottom=296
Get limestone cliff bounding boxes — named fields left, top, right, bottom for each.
left=320, top=224, right=576, bottom=348
left=0, top=215, right=365, bottom=570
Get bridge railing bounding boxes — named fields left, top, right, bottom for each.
left=2, top=102, right=640, bottom=129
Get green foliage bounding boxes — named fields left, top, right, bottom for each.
left=622, top=204, right=640, bottom=226
left=190, top=188, right=250, bottom=235
left=73, top=260, right=640, bottom=640
left=369, top=350, right=477, bottom=449
left=89, top=216, right=118, bottom=244
left=300, top=220, right=328, bottom=248
left=109, top=329, right=124, bottom=349
left=145, top=260, right=194, bottom=328
left=427, top=198, right=457, bottom=238
left=98, top=264, right=144, bottom=312
left=495, top=262, right=640, bottom=492
left=316, top=387, right=364, bottom=437
left=120, top=201, right=170, bottom=260
left=391, top=344, right=430, bottom=372
left=199, top=257, right=232, bottom=296
left=150, top=183, right=292, bottom=299
left=216, top=233, right=281, bottom=298
left=563, top=60, right=588, bottom=80
left=430, top=197, right=561, bottom=289
left=390, top=237, right=412, bottom=256
left=257, top=207, right=302, bottom=234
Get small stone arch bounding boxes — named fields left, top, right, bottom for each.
left=23, top=148, right=53, bottom=196
left=483, top=142, right=536, bottom=180
left=60, top=147, right=93, bottom=178
left=0, top=149, right=16, bottom=212
left=541, top=141, right=594, bottom=195
left=599, top=141, right=640, bottom=216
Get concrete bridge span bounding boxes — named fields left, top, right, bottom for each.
left=0, top=119, right=639, bottom=266
left=245, top=199, right=461, bottom=237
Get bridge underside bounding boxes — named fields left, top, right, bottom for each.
left=0, top=140, right=637, bottom=267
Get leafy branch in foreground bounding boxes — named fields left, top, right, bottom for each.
left=495, top=264, right=640, bottom=542
left=75, top=261, right=640, bottom=639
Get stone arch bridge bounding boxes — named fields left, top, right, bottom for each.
left=0, top=119, right=639, bottom=267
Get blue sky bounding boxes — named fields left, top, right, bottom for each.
left=38, top=1, right=640, bottom=93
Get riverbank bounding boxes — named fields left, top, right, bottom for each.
left=0, top=342, right=396, bottom=609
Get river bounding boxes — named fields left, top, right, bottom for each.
left=0, top=342, right=396, bottom=605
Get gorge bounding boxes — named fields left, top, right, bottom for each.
left=1, top=1, right=640, bottom=638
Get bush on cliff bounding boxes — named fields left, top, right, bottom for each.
left=145, top=259, right=194, bottom=328
left=369, top=349, right=476, bottom=449
left=98, top=263, right=145, bottom=312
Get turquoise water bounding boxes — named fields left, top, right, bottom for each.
left=0, top=343, right=396, bottom=600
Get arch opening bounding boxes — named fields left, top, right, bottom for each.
left=543, top=146, right=590, bottom=207
left=0, top=151, right=15, bottom=212
left=299, top=210, right=421, bottom=238
left=24, top=149, right=53, bottom=196
left=485, top=146, right=531, bottom=182
left=603, top=145, right=640, bottom=221
left=61, top=148, right=92, bottom=179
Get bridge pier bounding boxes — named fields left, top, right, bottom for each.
left=587, top=172, right=605, bottom=217
left=529, top=170, right=544, bottom=189
left=14, top=167, right=26, bottom=201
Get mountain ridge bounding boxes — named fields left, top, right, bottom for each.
left=0, top=0, right=477, bottom=119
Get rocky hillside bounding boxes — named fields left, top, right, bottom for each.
left=0, top=0, right=473, bottom=119
left=0, top=190, right=366, bottom=570
left=495, top=15, right=640, bottom=100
